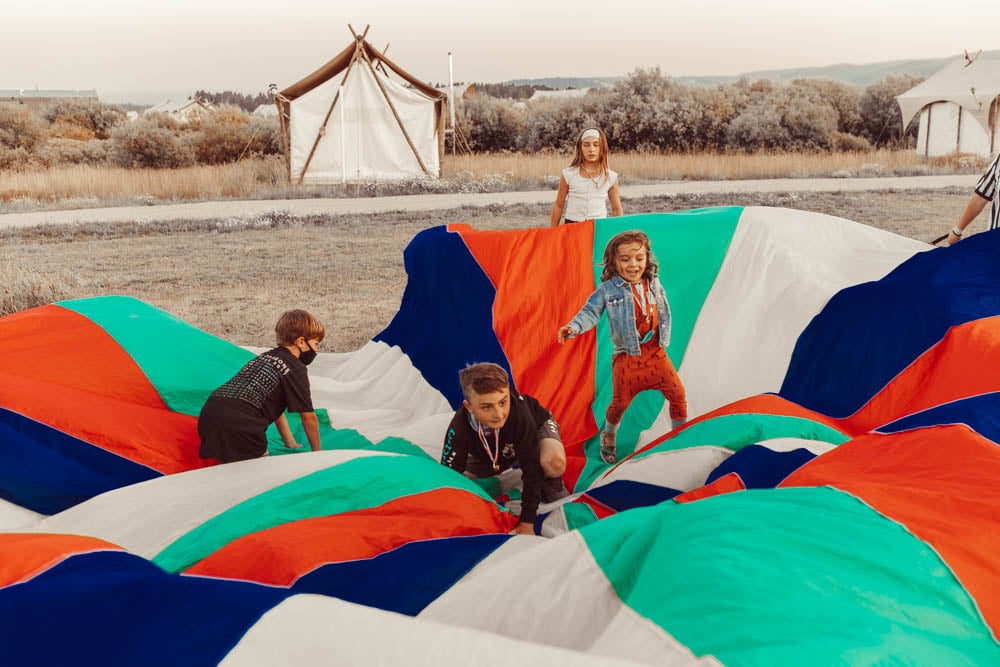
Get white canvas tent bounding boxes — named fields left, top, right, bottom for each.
left=276, top=27, right=446, bottom=183
left=896, top=56, right=1000, bottom=157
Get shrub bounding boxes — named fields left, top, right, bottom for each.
left=191, top=105, right=254, bottom=164
left=110, top=117, right=195, bottom=168
left=248, top=116, right=282, bottom=156
left=191, top=106, right=282, bottom=164
left=831, top=131, right=872, bottom=152
left=726, top=82, right=838, bottom=151
left=858, top=75, right=923, bottom=146
left=459, top=96, right=525, bottom=152
left=791, top=79, right=863, bottom=135
left=520, top=98, right=593, bottom=152
left=0, top=105, right=48, bottom=151
left=38, top=138, right=113, bottom=166
left=44, top=100, right=127, bottom=140
left=0, top=145, right=44, bottom=171
left=726, top=104, right=789, bottom=151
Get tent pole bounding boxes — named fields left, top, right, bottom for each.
left=924, top=105, right=931, bottom=157
left=448, top=52, right=456, bottom=155
left=956, top=104, right=963, bottom=154
left=275, top=93, right=293, bottom=180
left=341, top=85, right=347, bottom=185
left=360, top=47, right=433, bottom=177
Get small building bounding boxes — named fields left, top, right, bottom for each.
left=252, top=103, right=278, bottom=118
left=0, top=89, right=99, bottom=108
left=527, top=87, right=591, bottom=103
left=143, top=98, right=213, bottom=122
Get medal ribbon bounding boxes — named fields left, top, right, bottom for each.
left=477, top=424, right=501, bottom=471
left=632, top=280, right=656, bottom=344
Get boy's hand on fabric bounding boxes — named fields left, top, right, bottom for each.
left=281, top=442, right=304, bottom=450
left=557, top=326, right=575, bottom=344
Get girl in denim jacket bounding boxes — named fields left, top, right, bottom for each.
left=557, top=230, right=687, bottom=464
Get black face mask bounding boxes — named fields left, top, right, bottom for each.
left=298, top=343, right=317, bottom=366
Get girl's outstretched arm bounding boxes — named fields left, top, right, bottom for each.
left=608, top=177, right=623, bottom=217
left=561, top=289, right=607, bottom=341
left=550, top=175, right=569, bottom=227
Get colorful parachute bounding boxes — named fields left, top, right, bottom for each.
left=1, top=206, right=998, bottom=665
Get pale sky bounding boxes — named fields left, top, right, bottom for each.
left=6, top=0, right=998, bottom=100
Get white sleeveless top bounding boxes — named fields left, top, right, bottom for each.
left=562, top=166, right=619, bottom=222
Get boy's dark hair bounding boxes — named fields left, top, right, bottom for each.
left=459, top=363, right=509, bottom=399
left=600, top=230, right=659, bottom=282
left=275, top=310, right=326, bottom=345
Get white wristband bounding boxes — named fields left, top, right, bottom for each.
left=952, top=227, right=964, bottom=237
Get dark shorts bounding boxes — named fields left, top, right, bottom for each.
left=198, top=396, right=268, bottom=463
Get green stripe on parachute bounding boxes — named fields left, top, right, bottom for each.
left=629, top=412, right=849, bottom=462
left=581, top=487, right=1000, bottom=665
left=57, top=296, right=253, bottom=416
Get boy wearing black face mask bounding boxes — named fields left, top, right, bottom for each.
left=198, top=309, right=325, bottom=463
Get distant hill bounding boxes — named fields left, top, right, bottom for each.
left=504, top=77, right=618, bottom=90
left=505, top=51, right=1000, bottom=90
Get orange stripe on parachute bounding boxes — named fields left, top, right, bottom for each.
left=450, top=222, right=599, bottom=452
left=781, top=427, right=1000, bottom=635
left=845, top=317, right=1000, bottom=431
left=0, top=534, right=123, bottom=588
left=675, top=472, right=747, bottom=504
left=184, top=488, right=517, bottom=586
left=0, top=306, right=204, bottom=473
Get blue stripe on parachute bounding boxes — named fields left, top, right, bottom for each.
left=0, top=407, right=158, bottom=514
left=0, top=550, right=286, bottom=666
left=291, top=533, right=510, bottom=616
left=374, top=226, right=512, bottom=408
left=878, top=392, right=1000, bottom=444
left=780, top=231, right=1000, bottom=418
left=705, top=444, right=816, bottom=489
left=584, top=480, right=681, bottom=512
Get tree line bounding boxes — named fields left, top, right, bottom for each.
left=455, top=68, right=922, bottom=153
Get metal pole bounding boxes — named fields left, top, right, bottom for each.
left=448, top=52, right=456, bottom=155
left=340, top=84, right=346, bottom=185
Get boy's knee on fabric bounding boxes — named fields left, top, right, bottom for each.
left=539, top=437, right=567, bottom=477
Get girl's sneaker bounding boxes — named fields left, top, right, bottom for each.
left=600, top=431, right=617, bottom=464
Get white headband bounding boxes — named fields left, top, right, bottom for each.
left=580, top=128, right=600, bottom=140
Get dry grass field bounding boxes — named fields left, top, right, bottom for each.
left=0, top=150, right=981, bottom=213
left=1, top=186, right=971, bottom=351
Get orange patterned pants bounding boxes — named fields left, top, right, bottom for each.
left=606, top=341, right=687, bottom=424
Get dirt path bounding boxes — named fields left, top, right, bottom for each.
left=0, top=174, right=977, bottom=230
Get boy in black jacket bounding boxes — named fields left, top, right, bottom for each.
left=441, top=363, right=569, bottom=534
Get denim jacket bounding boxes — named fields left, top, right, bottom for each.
left=566, top=275, right=672, bottom=356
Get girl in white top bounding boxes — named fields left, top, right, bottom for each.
left=549, top=127, right=623, bottom=226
